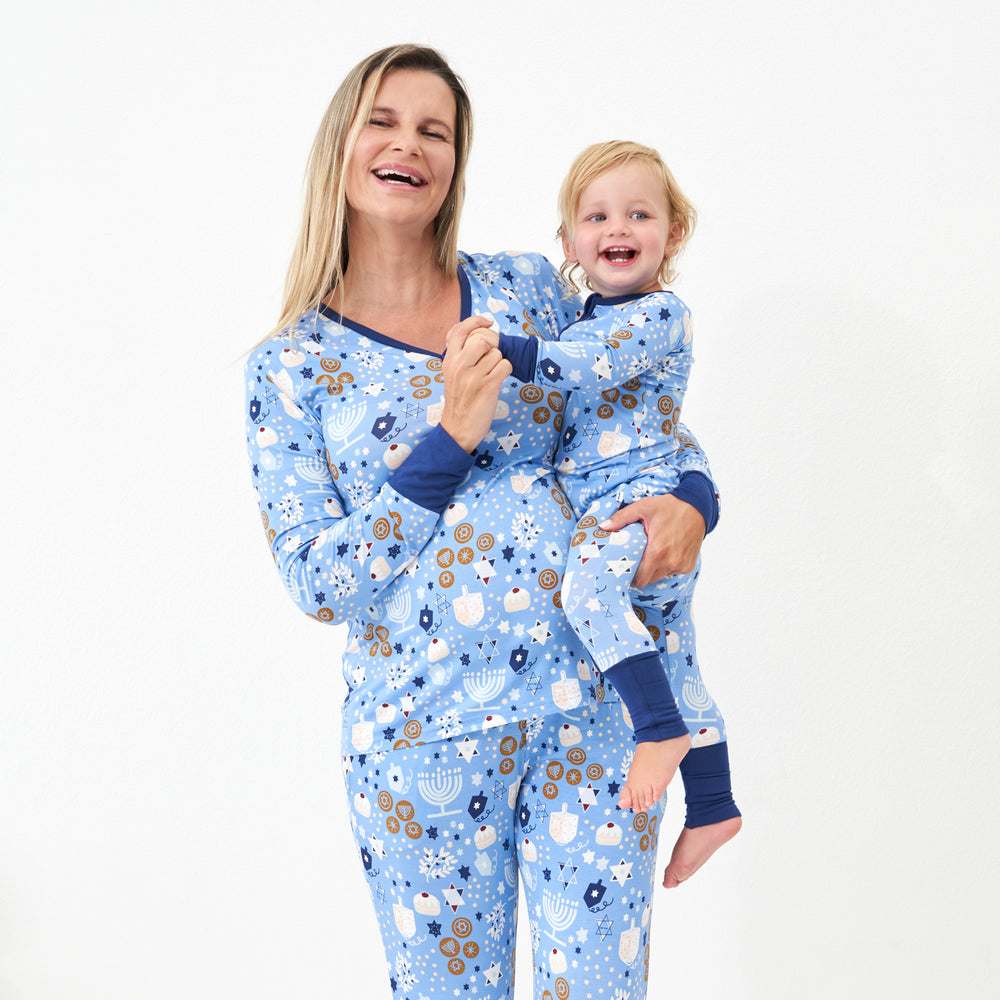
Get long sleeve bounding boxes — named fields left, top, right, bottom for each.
left=244, top=344, right=472, bottom=627
left=499, top=291, right=691, bottom=393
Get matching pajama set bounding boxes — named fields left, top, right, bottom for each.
left=245, top=254, right=718, bottom=1000
left=502, top=291, right=740, bottom=828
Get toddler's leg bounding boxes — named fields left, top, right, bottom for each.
left=561, top=511, right=689, bottom=812
left=636, top=563, right=742, bottom=884
left=561, top=512, right=658, bottom=674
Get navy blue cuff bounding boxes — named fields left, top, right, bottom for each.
left=389, top=425, right=475, bottom=514
left=606, top=651, right=688, bottom=742
left=671, top=471, right=719, bottom=535
left=497, top=333, right=538, bottom=383
left=679, top=741, right=741, bottom=827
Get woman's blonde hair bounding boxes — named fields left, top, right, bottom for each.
left=266, top=45, right=472, bottom=343
left=556, top=140, right=697, bottom=291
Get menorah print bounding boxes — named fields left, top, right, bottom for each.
left=385, top=587, right=414, bottom=636
left=681, top=676, right=715, bottom=724
left=464, top=668, right=506, bottom=710
left=245, top=255, right=710, bottom=997
left=325, top=404, right=367, bottom=452
left=504, top=856, right=517, bottom=888
left=416, top=767, right=464, bottom=817
left=542, top=888, right=579, bottom=946
left=293, top=456, right=335, bottom=491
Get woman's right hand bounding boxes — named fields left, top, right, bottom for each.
left=441, top=315, right=510, bottom=453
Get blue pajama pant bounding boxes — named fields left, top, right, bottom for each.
left=343, top=709, right=666, bottom=1000
left=561, top=505, right=726, bottom=742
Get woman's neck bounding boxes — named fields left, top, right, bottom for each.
left=330, top=227, right=460, bottom=353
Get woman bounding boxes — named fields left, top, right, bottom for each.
left=245, top=44, right=715, bottom=1000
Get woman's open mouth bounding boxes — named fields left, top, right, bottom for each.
left=373, top=168, right=427, bottom=187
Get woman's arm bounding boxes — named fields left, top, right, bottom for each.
left=246, top=383, right=454, bottom=625
left=245, top=319, right=509, bottom=624
left=600, top=421, right=720, bottom=585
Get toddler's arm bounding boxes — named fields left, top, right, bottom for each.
left=499, top=291, right=691, bottom=394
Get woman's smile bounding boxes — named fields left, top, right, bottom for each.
left=371, top=163, right=429, bottom=187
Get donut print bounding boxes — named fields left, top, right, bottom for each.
left=341, top=716, right=667, bottom=998
left=244, top=251, right=730, bottom=1000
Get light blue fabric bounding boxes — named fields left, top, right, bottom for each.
left=536, top=291, right=737, bottom=825
left=245, top=255, right=718, bottom=757
left=343, top=713, right=667, bottom=1000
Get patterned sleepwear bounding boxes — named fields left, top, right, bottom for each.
left=245, top=254, right=716, bottom=998
left=344, top=712, right=666, bottom=1000
left=503, top=290, right=739, bottom=825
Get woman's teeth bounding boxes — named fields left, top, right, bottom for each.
left=374, top=169, right=423, bottom=186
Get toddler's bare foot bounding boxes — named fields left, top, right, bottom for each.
left=617, top=734, right=690, bottom=813
left=662, top=815, right=742, bottom=888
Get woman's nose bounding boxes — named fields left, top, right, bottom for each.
left=391, top=127, right=421, bottom=155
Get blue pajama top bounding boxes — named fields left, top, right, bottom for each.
left=244, top=253, right=714, bottom=754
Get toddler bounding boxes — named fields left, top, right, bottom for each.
left=497, top=141, right=741, bottom=882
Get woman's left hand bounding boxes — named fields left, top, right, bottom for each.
left=440, top=316, right=511, bottom=452
left=600, top=494, right=705, bottom=587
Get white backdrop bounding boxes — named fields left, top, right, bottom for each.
left=3, top=1, right=998, bottom=997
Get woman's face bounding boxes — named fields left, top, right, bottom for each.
left=344, top=68, right=457, bottom=241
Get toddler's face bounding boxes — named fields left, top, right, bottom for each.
left=563, top=162, right=674, bottom=298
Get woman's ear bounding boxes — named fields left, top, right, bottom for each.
left=562, top=232, right=578, bottom=263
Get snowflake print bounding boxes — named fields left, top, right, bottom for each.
left=486, top=901, right=506, bottom=941
left=480, top=261, right=502, bottom=285
left=523, top=714, right=545, bottom=741
left=435, top=708, right=462, bottom=739
left=277, top=491, right=304, bottom=526
left=351, top=348, right=385, bottom=372
left=652, top=355, right=683, bottom=379
left=512, top=512, right=541, bottom=551
left=327, top=562, right=359, bottom=599
left=418, top=846, right=457, bottom=881
left=394, top=953, right=417, bottom=992
left=625, top=349, right=652, bottom=379
left=386, top=660, right=412, bottom=691
left=344, top=475, right=375, bottom=507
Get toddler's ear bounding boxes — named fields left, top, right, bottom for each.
left=562, top=233, right=578, bottom=263
left=665, top=221, right=685, bottom=256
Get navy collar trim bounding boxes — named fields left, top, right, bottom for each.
left=317, top=267, right=471, bottom=357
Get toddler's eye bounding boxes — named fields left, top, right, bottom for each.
left=585, top=213, right=606, bottom=223
left=631, top=212, right=648, bottom=221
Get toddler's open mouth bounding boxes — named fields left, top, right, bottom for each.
left=602, top=247, right=636, bottom=262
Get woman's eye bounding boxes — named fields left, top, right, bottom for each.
left=422, top=129, right=446, bottom=140
left=368, top=119, right=391, bottom=128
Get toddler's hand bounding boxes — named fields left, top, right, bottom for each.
left=446, top=314, right=498, bottom=351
